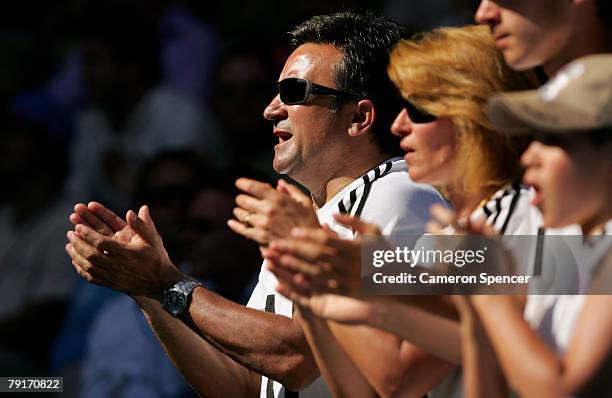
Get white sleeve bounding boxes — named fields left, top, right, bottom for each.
left=246, top=262, right=269, bottom=310
left=362, top=173, right=447, bottom=236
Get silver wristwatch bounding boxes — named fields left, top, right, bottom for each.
left=162, top=277, right=202, bottom=317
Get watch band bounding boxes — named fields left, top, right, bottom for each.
left=175, top=277, right=201, bottom=296
left=162, top=276, right=202, bottom=317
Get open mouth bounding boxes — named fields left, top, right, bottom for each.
left=525, top=179, right=543, bottom=207
left=274, top=130, right=293, bottom=144
left=532, top=186, right=543, bottom=207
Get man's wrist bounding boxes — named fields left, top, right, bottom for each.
left=149, top=265, right=185, bottom=303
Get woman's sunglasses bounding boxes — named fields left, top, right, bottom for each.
left=276, top=77, right=359, bottom=105
left=402, top=98, right=438, bottom=124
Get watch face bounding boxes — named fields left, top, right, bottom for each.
left=164, top=290, right=187, bottom=316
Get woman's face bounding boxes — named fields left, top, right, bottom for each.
left=391, top=108, right=456, bottom=185
left=521, top=137, right=611, bottom=231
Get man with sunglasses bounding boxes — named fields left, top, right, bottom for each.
left=65, top=12, right=445, bottom=398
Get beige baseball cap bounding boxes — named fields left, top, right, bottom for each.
left=488, top=54, right=612, bottom=134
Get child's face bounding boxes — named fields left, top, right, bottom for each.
left=521, top=136, right=611, bottom=231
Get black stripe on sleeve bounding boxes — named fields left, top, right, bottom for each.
left=338, top=199, right=347, bottom=214
left=353, top=175, right=371, bottom=217
left=482, top=203, right=493, bottom=218
left=265, top=294, right=277, bottom=398
left=347, top=188, right=358, bottom=214
left=374, top=165, right=381, bottom=180
left=267, top=380, right=275, bottom=398
left=500, top=185, right=521, bottom=235
left=264, top=294, right=275, bottom=313
left=491, top=191, right=506, bottom=225
left=354, top=181, right=373, bottom=218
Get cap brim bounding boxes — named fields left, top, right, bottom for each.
left=488, top=91, right=598, bottom=135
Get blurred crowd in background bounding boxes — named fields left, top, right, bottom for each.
left=0, top=0, right=477, bottom=396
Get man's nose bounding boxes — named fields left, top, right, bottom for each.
left=391, top=109, right=412, bottom=138
left=475, top=0, right=501, bottom=26
left=263, top=94, right=288, bottom=121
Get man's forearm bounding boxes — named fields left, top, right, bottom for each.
left=178, top=287, right=318, bottom=390
left=136, top=296, right=261, bottom=397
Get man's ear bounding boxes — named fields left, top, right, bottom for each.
left=348, top=99, right=375, bottom=137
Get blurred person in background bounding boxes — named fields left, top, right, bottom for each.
left=0, top=111, right=77, bottom=374
left=67, top=1, right=224, bottom=211
left=210, top=43, right=279, bottom=180
left=182, top=173, right=261, bottom=302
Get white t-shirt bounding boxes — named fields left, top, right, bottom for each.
left=431, top=183, right=542, bottom=398
left=524, top=221, right=612, bottom=354
left=246, top=157, right=446, bottom=398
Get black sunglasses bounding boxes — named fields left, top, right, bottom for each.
left=277, top=77, right=359, bottom=105
left=401, top=97, right=437, bottom=124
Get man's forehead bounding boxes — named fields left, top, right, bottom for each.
left=280, top=43, right=340, bottom=83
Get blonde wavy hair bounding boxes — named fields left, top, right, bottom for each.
left=388, top=25, right=541, bottom=197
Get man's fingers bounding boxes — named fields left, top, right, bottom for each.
left=74, top=203, right=115, bottom=236
left=88, top=201, right=127, bottom=232
left=290, top=228, right=357, bottom=256
left=269, top=238, right=337, bottom=264
left=126, top=209, right=156, bottom=244
left=277, top=179, right=311, bottom=207
left=67, top=231, right=111, bottom=267
left=227, top=218, right=249, bottom=236
left=235, top=194, right=266, bottom=214
left=333, top=214, right=381, bottom=236
left=69, top=212, right=86, bottom=226
left=235, top=178, right=277, bottom=200
left=66, top=243, right=89, bottom=271
left=227, top=219, right=269, bottom=244
left=290, top=227, right=335, bottom=245
left=233, top=207, right=266, bottom=228
left=65, top=242, right=112, bottom=282
left=74, top=224, right=121, bottom=253
left=67, top=245, right=94, bottom=283
left=138, top=205, right=159, bottom=233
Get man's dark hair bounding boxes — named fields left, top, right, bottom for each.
left=288, top=12, right=408, bottom=156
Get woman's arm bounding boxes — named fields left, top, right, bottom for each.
left=453, top=296, right=508, bottom=398
left=295, top=306, right=376, bottom=398
left=472, top=295, right=612, bottom=397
